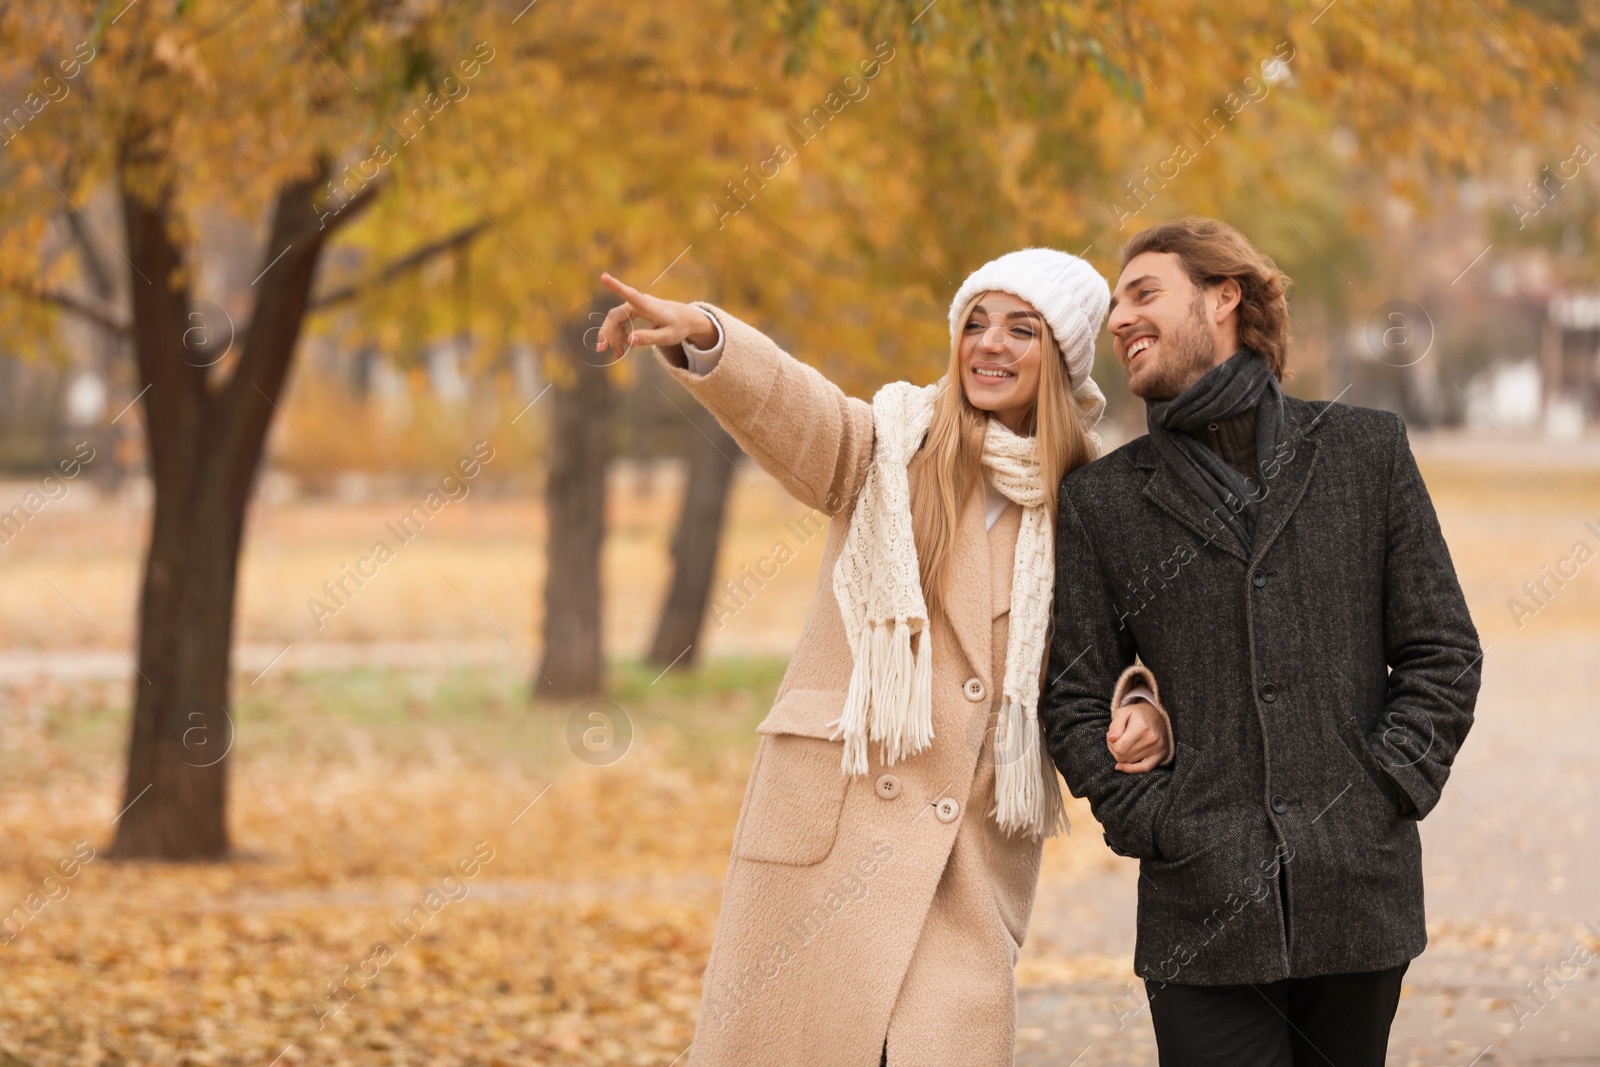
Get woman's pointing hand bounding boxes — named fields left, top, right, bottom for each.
left=596, top=272, right=719, bottom=353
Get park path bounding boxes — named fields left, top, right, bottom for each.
left=0, top=639, right=515, bottom=683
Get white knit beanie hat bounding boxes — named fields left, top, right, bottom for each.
left=948, top=248, right=1110, bottom=429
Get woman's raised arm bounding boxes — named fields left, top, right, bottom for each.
left=596, top=272, right=875, bottom=516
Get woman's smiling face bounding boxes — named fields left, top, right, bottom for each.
left=958, top=290, right=1044, bottom=433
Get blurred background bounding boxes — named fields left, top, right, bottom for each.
left=0, top=1, right=1596, bottom=1064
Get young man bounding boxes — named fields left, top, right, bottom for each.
left=1041, top=217, right=1482, bottom=1066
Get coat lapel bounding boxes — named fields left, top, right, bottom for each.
left=1248, top=399, right=1323, bottom=565
left=1130, top=398, right=1330, bottom=567
left=1133, top=442, right=1251, bottom=564
left=941, top=482, right=993, bottom=690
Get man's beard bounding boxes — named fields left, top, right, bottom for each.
left=1130, top=292, right=1215, bottom=401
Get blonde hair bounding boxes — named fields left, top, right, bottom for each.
left=908, top=292, right=1098, bottom=624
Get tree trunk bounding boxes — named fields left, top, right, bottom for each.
left=113, top=459, right=245, bottom=858
left=109, top=153, right=336, bottom=860
left=647, top=408, right=740, bottom=669
left=537, top=300, right=614, bottom=698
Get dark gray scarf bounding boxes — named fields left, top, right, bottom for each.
left=1145, top=349, right=1284, bottom=551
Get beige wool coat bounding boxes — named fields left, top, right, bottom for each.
left=653, top=305, right=1162, bottom=1067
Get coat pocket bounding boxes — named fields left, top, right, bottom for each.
left=733, top=689, right=852, bottom=866
left=1335, top=716, right=1416, bottom=818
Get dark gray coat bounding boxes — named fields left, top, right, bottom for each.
left=1042, top=397, right=1482, bottom=985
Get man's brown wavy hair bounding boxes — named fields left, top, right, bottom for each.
left=1120, top=217, right=1293, bottom=382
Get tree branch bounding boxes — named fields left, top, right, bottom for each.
left=307, top=221, right=490, bottom=312
left=64, top=208, right=118, bottom=301
left=4, top=281, right=130, bottom=335
left=308, top=177, right=388, bottom=241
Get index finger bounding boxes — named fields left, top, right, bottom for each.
left=600, top=272, right=651, bottom=307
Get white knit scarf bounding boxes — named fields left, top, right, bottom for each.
left=828, top=379, right=1068, bottom=839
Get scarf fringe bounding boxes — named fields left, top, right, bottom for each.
left=991, top=697, right=1070, bottom=839
left=832, top=619, right=935, bottom=775
left=833, top=623, right=875, bottom=776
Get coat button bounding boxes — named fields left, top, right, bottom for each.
left=935, top=797, right=961, bottom=823
left=875, top=774, right=902, bottom=800
left=963, top=677, right=986, bottom=703
left=1252, top=574, right=1267, bottom=588
left=1261, top=683, right=1278, bottom=703
left=1271, top=794, right=1288, bottom=814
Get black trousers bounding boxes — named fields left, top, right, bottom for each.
left=1145, top=962, right=1408, bottom=1067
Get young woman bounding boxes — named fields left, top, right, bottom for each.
left=595, top=249, right=1172, bottom=1067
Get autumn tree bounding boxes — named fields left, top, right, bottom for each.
left=0, top=2, right=550, bottom=859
